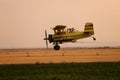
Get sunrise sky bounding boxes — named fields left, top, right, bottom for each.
left=0, top=0, right=120, bottom=49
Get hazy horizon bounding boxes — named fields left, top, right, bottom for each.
left=0, top=0, right=120, bottom=49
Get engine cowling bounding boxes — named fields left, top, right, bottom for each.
left=48, top=34, right=53, bottom=43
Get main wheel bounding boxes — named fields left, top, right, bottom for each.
left=54, top=45, right=60, bottom=50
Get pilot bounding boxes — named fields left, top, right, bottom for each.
left=71, top=28, right=75, bottom=32
left=56, top=30, right=61, bottom=34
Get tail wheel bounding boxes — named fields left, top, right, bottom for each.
left=54, top=45, right=60, bottom=50
left=92, top=37, right=96, bottom=41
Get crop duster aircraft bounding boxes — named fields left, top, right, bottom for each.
left=44, top=22, right=96, bottom=50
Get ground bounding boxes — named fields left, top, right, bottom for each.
left=0, top=48, right=120, bottom=64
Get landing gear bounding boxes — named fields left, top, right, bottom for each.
left=54, top=45, right=60, bottom=50
left=92, top=37, right=96, bottom=41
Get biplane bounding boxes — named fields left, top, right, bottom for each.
left=44, top=22, right=96, bottom=50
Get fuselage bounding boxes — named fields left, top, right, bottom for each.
left=49, top=30, right=94, bottom=43
left=44, top=22, right=95, bottom=50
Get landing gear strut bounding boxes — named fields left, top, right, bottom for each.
left=92, top=37, right=96, bottom=41
left=54, top=45, right=60, bottom=50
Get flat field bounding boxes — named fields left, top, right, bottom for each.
left=0, top=48, right=120, bottom=80
left=0, top=48, right=120, bottom=64
left=0, top=62, right=120, bottom=80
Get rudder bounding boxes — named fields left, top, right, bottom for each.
left=84, top=22, right=94, bottom=31
left=84, top=22, right=94, bottom=35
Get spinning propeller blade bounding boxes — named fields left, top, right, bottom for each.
left=44, top=30, right=48, bottom=49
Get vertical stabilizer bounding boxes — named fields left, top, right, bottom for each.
left=84, top=22, right=93, bottom=31
left=84, top=22, right=94, bottom=35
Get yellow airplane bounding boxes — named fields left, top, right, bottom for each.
left=44, top=22, right=96, bottom=50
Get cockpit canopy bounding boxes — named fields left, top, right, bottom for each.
left=53, top=25, right=66, bottom=34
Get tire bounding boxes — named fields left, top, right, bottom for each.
left=54, top=45, right=60, bottom=50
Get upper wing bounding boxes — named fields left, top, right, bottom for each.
left=53, top=25, right=66, bottom=30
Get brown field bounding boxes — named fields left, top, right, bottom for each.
left=0, top=48, right=120, bottom=64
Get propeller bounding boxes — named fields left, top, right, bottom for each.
left=44, top=30, right=48, bottom=49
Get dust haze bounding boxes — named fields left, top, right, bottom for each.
left=0, top=0, right=120, bottom=49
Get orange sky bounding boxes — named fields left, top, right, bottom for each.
left=0, top=0, right=120, bottom=49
